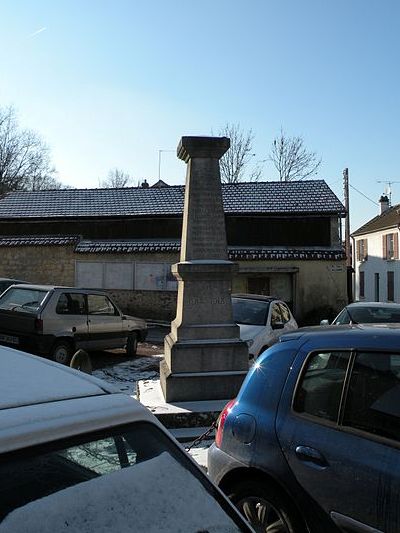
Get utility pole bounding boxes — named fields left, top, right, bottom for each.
left=343, top=168, right=353, bottom=302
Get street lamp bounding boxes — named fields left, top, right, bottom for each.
left=158, top=149, right=175, bottom=180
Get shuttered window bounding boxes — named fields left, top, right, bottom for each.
left=383, top=233, right=399, bottom=260
left=356, top=239, right=368, bottom=261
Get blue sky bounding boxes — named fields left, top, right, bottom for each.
left=1, top=0, right=399, bottom=231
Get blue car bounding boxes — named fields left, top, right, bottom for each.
left=208, top=324, right=400, bottom=533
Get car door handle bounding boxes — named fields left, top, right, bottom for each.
left=295, top=445, right=328, bottom=467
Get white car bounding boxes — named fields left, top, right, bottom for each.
left=232, top=294, right=298, bottom=359
left=0, top=347, right=252, bottom=532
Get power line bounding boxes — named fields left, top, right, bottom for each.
left=349, top=184, right=378, bottom=206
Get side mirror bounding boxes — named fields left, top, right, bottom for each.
left=122, top=315, right=127, bottom=320
left=272, top=321, right=285, bottom=330
left=320, top=319, right=330, bottom=326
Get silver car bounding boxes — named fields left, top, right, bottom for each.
left=0, top=285, right=147, bottom=364
left=0, top=348, right=252, bottom=532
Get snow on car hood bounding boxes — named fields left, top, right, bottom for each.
left=0, top=452, right=242, bottom=533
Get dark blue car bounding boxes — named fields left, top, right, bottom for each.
left=208, top=325, right=400, bottom=533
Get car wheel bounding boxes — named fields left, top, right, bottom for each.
left=70, top=349, right=92, bottom=374
left=228, top=480, right=306, bottom=533
left=126, top=333, right=138, bottom=357
left=258, top=345, right=269, bottom=358
left=52, top=341, right=73, bottom=366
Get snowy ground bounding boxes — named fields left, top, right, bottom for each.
left=92, top=355, right=212, bottom=471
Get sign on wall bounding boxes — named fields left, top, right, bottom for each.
left=75, top=261, right=177, bottom=291
left=135, top=263, right=177, bottom=291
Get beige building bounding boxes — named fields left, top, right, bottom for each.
left=0, top=180, right=346, bottom=324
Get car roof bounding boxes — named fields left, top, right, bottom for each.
left=232, top=293, right=278, bottom=302
left=281, top=323, right=400, bottom=350
left=0, top=347, right=157, bottom=453
left=3, top=284, right=109, bottom=294
left=0, top=347, right=113, bottom=410
left=346, top=301, right=400, bottom=309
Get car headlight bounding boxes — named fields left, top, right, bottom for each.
left=245, top=339, right=254, bottom=347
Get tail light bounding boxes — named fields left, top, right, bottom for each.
left=34, top=318, right=43, bottom=332
left=215, top=398, right=236, bottom=448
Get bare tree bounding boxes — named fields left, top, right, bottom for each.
left=269, top=129, right=321, bottom=181
left=99, top=168, right=132, bottom=188
left=217, top=123, right=261, bottom=183
left=0, top=105, right=62, bottom=193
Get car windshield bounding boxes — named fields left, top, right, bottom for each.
left=335, top=306, right=400, bottom=324
left=0, top=421, right=246, bottom=532
left=232, top=297, right=270, bottom=326
left=0, top=288, right=48, bottom=313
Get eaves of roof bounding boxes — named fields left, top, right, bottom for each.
left=352, top=204, right=400, bottom=236
left=0, top=236, right=345, bottom=261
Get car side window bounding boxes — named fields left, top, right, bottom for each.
left=279, top=303, right=290, bottom=323
left=334, top=309, right=351, bottom=325
left=293, top=351, right=350, bottom=422
left=270, top=304, right=283, bottom=327
left=342, top=351, right=400, bottom=442
left=88, top=295, right=118, bottom=316
left=56, top=293, right=86, bottom=315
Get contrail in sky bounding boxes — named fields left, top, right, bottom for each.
left=28, top=27, right=47, bottom=38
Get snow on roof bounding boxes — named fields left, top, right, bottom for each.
left=1, top=452, right=243, bottom=532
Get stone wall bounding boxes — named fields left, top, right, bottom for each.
left=0, top=245, right=346, bottom=324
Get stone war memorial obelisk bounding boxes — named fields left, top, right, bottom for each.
left=160, top=136, right=248, bottom=402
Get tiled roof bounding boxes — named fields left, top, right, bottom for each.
left=0, top=235, right=80, bottom=246
left=0, top=180, right=345, bottom=219
left=352, top=204, right=400, bottom=236
left=76, top=240, right=181, bottom=254
left=0, top=235, right=345, bottom=260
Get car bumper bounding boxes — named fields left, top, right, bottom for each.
left=208, top=442, right=248, bottom=487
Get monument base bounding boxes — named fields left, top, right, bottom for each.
left=138, top=377, right=230, bottom=434
left=160, top=359, right=247, bottom=402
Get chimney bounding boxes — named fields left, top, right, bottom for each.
left=141, top=179, right=149, bottom=189
left=379, top=194, right=389, bottom=214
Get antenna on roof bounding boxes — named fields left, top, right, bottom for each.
left=376, top=180, right=400, bottom=206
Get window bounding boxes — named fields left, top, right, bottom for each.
left=279, top=303, right=291, bottom=323
left=356, top=239, right=368, bottom=261
left=359, top=271, right=365, bottom=299
left=387, top=271, right=395, bottom=301
left=0, top=288, right=48, bottom=313
left=232, top=298, right=269, bottom=326
left=0, top=422, right=210, bottom=523
left=383, top=233, right=399, bottom=260
left=87, top=294, right=117, bottom=316
left=56, top=293, right=86, bottom=315
left=294, top=351, right=350, bottom=422
left=270, top=304, right=283, bottom=327
left=343, top=352, right=400, bottom=442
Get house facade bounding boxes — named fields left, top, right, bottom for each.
left=0, top=180, right=346, bottom=324
left=352, top=195, right=400, bottom=302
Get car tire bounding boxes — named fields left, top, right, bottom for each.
left=227, top=479, right=306, bottom=533
left=52, top=341, right=73, bottom=366
left=70, top=349, right=92, bottom=374
left=258, top=345, right=269, bottom=358
left=126, top=333, right=138, bottom=357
